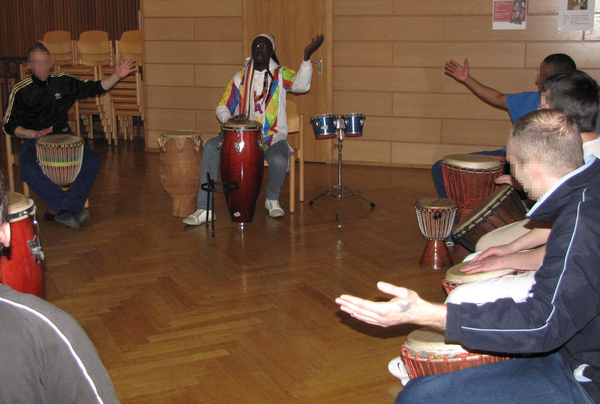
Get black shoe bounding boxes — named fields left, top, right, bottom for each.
left=43, top=211, right=56, bottom=221
left=55, top=210, right=80, bottom=229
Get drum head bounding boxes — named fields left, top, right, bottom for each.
left=445, top=261, right=515, bottom=284
left=311, top=113, right=338, bottom=121
left=415, top=197, right=456, bottom=210
left=442, top=154, right=502, bottom=170
left=342, top=113, right=365, bottom=119
left=405, top=327, right=468, bottom=355
left=161, top=130, right=203, bottom=138
left=36, top=134, right=84, bottom=146
left=221, top=118, right=262, bottom=131
left=6, top=191, right=34, bottom=222
left=452, top=185, right=512, bottom=233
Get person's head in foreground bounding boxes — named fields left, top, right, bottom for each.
left=508, top=109, right=584, bottom=199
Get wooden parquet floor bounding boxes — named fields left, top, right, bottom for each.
left=4, top=137, right=466, bottom=404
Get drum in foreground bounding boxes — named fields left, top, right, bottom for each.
left=401, top=327, right=510, bottom=378
left=0, top=192, right=45, bottom=299
left=36, top=134, right=84, bottom=191
left=442, top=261, right=518, bottom=295
left=341, top=113, right=365, bottom=137
left=452, top=185, right=528, bottom=252
left=310, top=114, right=338, bottom=139
left=220, top=119, right=264, bottom=225
left=441, top=154, right=504, bottom=222
left=415, top=197, right=456, bottom=270
left=158, top=130, right=204, bottom=217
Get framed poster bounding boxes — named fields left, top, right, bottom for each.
left=559, top=0, right=595, bottom=31
left=493, top=0, right=527, bottom=30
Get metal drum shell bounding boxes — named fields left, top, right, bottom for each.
left=341, top=113, right=365, bottom=137
left=310, top=113, right=338, bottom=139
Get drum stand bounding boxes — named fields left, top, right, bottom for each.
left=309, top=121, right=375, bottom=221
left=201, top=173, right=239, bottom=238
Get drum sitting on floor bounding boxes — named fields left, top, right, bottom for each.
left=310, top=114, right=338, bottom=139
left=220, top=119, right=264, bottom=225
left=36, top=134, right=85, bottom=191
left=158, top=130, right=204, bottom=217
left=441, top=154, right=504, bottom=222
left=0, top=192, right=45, bottom=299
left=401, top=327, right=511, bottom=378
left=415, top=197, right=456, bottom=270
left=442, top=261, right=518, bottom=295
left=341, top=113, right=365, bottom=137
left=452, top=185, right=528, bottom=252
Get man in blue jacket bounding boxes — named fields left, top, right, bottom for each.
left=337, top=109, right=600, bottom=403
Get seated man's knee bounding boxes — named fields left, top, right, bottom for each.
left=83, top=149, right=101, bottom=173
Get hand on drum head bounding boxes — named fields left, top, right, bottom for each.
left=335, top=282, right=447, bottom=330
left=461, top=254, right=511, bottom=274
left=495, top=175, right=523, bottom=191
left=232, top=114, right=248, bottom=121
left=34, top=127, right=53, bottom=139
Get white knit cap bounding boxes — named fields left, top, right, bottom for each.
left=254, top=33, right=276, bottom=51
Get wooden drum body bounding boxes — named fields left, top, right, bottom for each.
left=0, top=192, right=45, bottom=299
left=415, top=197, right=456, bottom=271
left=401, top=327, right=510, bottom=378
left=158, top=130, right=204, bottom=217
left=220, top=119, right=264, bottom=225
left=36, top=134, right=85, bottom=191
left=441, top=154, right=504, bottom=222
left=452, top=185, right=528, bottom=252
left=442, top=261, right=517, bottom=295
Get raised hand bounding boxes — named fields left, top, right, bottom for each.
left=303, top=34, right=325, bottom=61
left=445, top=58, right=470, bottom=82
left=115, top=58, right=137, bottom=78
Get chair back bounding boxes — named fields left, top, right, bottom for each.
left=116, top=30, right=143, bottom=65
left=77, top=31, right=112, bottom=66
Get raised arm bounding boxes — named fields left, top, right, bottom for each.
left=100, top=58, right=137, bottom=91
left=445, top=58, right=508, bottom=111
left=303, top=34, right=324, bottom=61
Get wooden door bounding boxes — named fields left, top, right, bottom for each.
left=244, top=0, right=333, bottom=163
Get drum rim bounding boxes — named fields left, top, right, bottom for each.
left=221, top=121, right=262, bottom=130
left=6, top=191, right=35, bottom=223
left=452, top=185, right=517, bottom=234
left=442, top=154, right=503, bottom=169
left=445, top=261, right=515, bottom=283
left=341, top=112, right=365, bottom=118
left=415, top=197, right=457, bottom=210
left=405, top=327, right=469, bottom=355
left=311, top=113, right=338, bottom=120
left=36, top=134, right=84, bottom=145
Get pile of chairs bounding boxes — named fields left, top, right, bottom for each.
left=35, top=30, right=143, bottom=145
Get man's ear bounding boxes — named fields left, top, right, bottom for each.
left=0, top=222, right=11, bottom=248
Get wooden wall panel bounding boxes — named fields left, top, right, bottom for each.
left=334, top=67, right=442, bottom=92
left=0, top=0, right=140, bottom=57
left=142, top=0, right=242, bottom=17
left=193, top=18, right=243, bottom=41
left=334, top=17, right=444, bottom=41
left=143, top=19, right=194, bottom=41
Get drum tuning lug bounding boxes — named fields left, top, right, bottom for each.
left=235, top=140, right=245, bottom=154
left=28, top=238, right=46, bottom=265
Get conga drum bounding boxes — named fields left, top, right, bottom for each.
left=415, top=197, right=456, bottom=270
left=0, top=192, right=45, bottom=299
left=442, top=261, right=519, bottom=295
left=341, top=113, right=365, bottom=137
left=36, top=134, right=85, bottom=191
left=452, top=185, right=528, bottom=252
left=220, top=119, right=264, bottom=225
left=310, top=114, right=339, bottom=139
left=400, top=327, right=510, bottom=378
left=158, top=130, right=204, bottom=217
left=441, top=154, right=504, bottom=222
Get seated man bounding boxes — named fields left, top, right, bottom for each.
left=432, top=53, right=577, bottom=199
left=2, top=42, right=136, bottom=228
left=337, top=109, right=600, bottom=403
left=0, top=172, right=120, bottom=403
left=184, top=33, right=324, bottom=225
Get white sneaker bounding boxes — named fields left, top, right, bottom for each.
left=265, top=199, right=284, bottom=218
left=388, top=356, right=411, bottom=386
left=183, top=209, right=214, bottom=225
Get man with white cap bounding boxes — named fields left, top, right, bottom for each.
left=184, top=33, right=324, bottom=225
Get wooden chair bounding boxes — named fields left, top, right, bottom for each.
left=115, top=30, right=142, bottom=65
left=41, top=31, right=75, bottom=66
left=76, top=31, right=113, bottom=67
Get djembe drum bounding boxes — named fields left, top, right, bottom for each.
left=442, top=261, right=520, bottom=295
left=452, top=185, right=528, bottom=252
left=400, top=327, right=510, bottom=379
left=220, top=119, right=264, bottom=225
left=158, top=130, right=204, bottom=217
left=36, top=135, right=84, bottom=191
left=0, top=192, right=45, bottom=299
left=441, top=154, right=504, bottom=222
left=415, top=197, right=456, bottom=270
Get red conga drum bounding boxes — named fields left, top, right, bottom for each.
left=415, top=197, right=456, bottom=271
left=0, top=192, right=45, bottom=299
left=220, top=119, right=264, bottom=225
left=400, top=327, right=511, bottom=379
left=441, top=154, right=504, bottom=222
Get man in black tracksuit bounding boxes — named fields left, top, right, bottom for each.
left=2, top=42, right=135, bottom=228
left=337, top=109, right=600, bottom=403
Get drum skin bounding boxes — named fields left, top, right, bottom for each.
left=442, top=261, right=516, bottom=295
left=158, top=131, right=203, bottom=217
left=0, top=193, right=45, bottom=299
left=220, top=126, right=264, bottom=224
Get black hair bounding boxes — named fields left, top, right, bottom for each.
left=543, top=54, right=577, bottom=75
left=27, top=42, right=50, bottom=61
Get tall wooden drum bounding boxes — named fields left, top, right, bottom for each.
left=441, top=154, right=504, bottom=222
left=415, top=197, right=456, bottom=271
left=158, top=131, right=204, bottom=217
left=220, top=119, right=264, bottom=225
left=0, top=192, right=45, bottom=299
left=36, top=134, right=84, bottom=191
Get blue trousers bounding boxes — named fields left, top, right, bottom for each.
left=20, top=138, right=100, bottom=215
left=196, top=135, right=289, bottom=209
left=432, top=149, right=507, bottom=198
left=397, top=353, right=595, bottom=404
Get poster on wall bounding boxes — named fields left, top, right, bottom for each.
left=558, top=0, right=595, bottom=31
left=493, top=0, right=527, bottom=30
